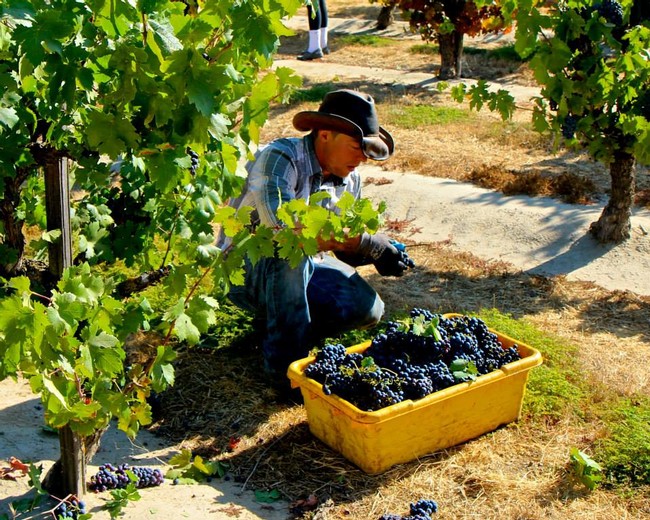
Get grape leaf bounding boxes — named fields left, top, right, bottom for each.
left=174, top=313, right=201, bottom=345
left=254, top=489, right=281, bottom=503
left=450, top=358, right=478, bottom=381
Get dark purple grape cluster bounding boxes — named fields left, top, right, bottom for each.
left=410, top=499, right=439, bottom=517
left=53, top=496, right=87, bottom=519
left=596, top=0, right=624, bottom=27
left=88, top=463, right=164, bottom=492
left=378, top=498, right=439, bottom=519
left=390, top=240, right=416, bottom=269
left=398, top=249, right=415, bottom=268
left=561, top=114, right=579, bottom=139
left=304, top=311, right=521, bottom=412
left=187, top=147, right=199, bottom=175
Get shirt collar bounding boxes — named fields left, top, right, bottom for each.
left=305, top=134, right=348, bottom=188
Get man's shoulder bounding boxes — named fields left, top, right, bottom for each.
left=253, top=136, right=314, bottom=165
left=262, top=136, right=303, bottom=152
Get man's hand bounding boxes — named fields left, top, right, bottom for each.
left=374, top=249, right=407, bottom=276
left=357, top=233, right=415, bottom=277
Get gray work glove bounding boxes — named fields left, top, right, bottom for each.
left=357, top=233, right=412, bottom=276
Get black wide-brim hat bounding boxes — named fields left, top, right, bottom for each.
left=292, top=89, right=395, bottom=161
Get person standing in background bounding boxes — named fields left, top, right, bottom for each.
left=298, top=0, right=329, bottom=61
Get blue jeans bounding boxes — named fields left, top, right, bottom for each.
left=227, top=254, right=384, bottom=375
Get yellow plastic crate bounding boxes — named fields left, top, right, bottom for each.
left=287, top=316, right=543, bottom=474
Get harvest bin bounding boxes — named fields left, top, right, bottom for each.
left=287, top=317, right=543, bottom=474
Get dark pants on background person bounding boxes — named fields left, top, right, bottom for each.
left=307, top=0, right=328, bottom=31
left=299, top=0, right=329, bottom=58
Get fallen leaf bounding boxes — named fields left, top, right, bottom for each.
left=290, top=493, right=319, bottom=513
left=9, top=457, right=29, bottom=473
left=227, top=436, right=241, bottom=452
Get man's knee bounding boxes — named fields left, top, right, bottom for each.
left=358, top=294, right=384, bottom=329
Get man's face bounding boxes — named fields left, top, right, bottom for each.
left=317, top=130, right=368, bottom=178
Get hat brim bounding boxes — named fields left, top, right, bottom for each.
left=293, top=111, right=394, bottom=161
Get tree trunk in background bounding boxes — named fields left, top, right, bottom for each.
left=589, top=150, right=636, bottom=243
left=376, top=4, right=396, bottom=30
left=438, top=30, right=464, bottom=79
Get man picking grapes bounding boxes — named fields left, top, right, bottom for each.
left=219, top=89, right=414, bottom=397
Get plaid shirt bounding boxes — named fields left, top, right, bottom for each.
left=219, top=135, right=362, bottom=246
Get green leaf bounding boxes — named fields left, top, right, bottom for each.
left=168, top=448, right=193, bottom=468
left=89, top=336, right=125, bottom=378
left=188, top=77, right=215, bottom=116
left=254, top=488, right=281, bottom=503
left=191, top=454, right=220, bottom=476
left=174, top=312, right=201, bottom=344
left=42, top=377, right=70, bottom=411
left=7, top=275, right=31, bottom=294
left=105, top=483, right=141, bottom=519
left=49, top=293, right=85, bottom=332
left=208, top=113, right=230, bottom=140
left=570, top=447, right=603, bottom=490
left=148, top=16, right=183, bottom=53
left=186, top=294, right=218, bottom=332
left=59, top=264, right=105, bottom=303
left=0, top=107, right=19, bottom=129
left=86, top=110, right=141, bottom=158
left=243, top=226, right=275, bottom=265
left=151, top=345, right=176, bottom=392
left=27, top=463, right=46, bottom=496
left=89, top=331, right=119, bottom=349
left=450, top=358, right=478, bottom=381
left=196, top=232, right=220, bottom=261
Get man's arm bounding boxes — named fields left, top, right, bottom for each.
left=248, top=145, right=299, bottom=228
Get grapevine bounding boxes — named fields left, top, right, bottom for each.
left=451, top=1, right=650, bottom=243
left=88, top=463, right=164, bottom=493
left=305, top=310, right=520, bottom=412
left=370, top=1, right=510, bottom=78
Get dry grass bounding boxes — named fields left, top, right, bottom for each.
left=149, top=2, right=650, bottom=519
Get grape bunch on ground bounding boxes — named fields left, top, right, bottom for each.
left=379, top=498, right=439, bottom=519
left=304, top=310, right=521, bottom=412
left=52, top=496, right=87, bottom=519
left=88, top=463, right=164, bottom=492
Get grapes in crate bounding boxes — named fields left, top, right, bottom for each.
left=304, top=310, right=521, bottom=411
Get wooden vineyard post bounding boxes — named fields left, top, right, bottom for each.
left=44, top=156, right=72, bottom=276
left=44, top=155, right=86, bottom=498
